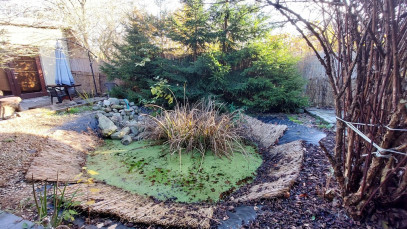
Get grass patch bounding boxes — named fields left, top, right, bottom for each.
left=87, top=140, right=262, bottom=203
left=57, top=105, right=93, bottom=115
left=314, top=117, right=333, bottom=129
left=287, top=115, right=303, bottom=124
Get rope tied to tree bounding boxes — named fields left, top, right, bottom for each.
left=336, top=117, right=407, bottom=160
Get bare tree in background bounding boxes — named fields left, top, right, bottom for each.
left=44, top=0, right=131, bottom=60
left=265, top=0, right=407, bottom=218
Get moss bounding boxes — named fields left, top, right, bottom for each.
left=314, top=117, right=333, bottom=129
left=87, top=140, right=262, bottom=203
left=287, top=115, right=303, bottom=124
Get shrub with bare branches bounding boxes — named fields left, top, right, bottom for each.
left=265, top=0, right=407, bottom=218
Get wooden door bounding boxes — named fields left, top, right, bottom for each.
left=6, top=56, right=47, bottom=99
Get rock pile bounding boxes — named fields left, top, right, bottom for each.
left=93, top=98, right=151, bottom=145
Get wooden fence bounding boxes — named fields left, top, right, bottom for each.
left=298, top=54, right=335, bottom=108
left=69, top=58, right=108, bottom=94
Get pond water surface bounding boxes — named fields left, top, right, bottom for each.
left=218, top=206, right=262, bottom=229
left=257, top=116, right=326, bottom=146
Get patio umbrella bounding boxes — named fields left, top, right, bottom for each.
left=55, top=41, right=75, bottom=85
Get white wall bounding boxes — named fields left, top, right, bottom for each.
left=2, top=25, right=70, bottom=85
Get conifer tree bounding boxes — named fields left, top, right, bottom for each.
left=210, top=0, right=269, bottom=54
left=101, top=13, right=160, bottom=103
left=168, top=0, right=214, bottom=61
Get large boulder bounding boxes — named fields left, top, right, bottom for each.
left=0, top=96, right=22, bottom=119
left=111, top=127, right=130, bottom=140
left=97, top=114, right=118, bottom=137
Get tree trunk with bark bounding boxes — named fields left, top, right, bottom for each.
left=267, top=0, right=407, bottom=218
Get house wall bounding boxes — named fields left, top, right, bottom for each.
left=70, top=58, right=101, bottom=94
left=1, top=25, right=69, bottom=86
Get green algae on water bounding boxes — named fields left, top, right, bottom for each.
left=87, top=140, right=262, bottom=203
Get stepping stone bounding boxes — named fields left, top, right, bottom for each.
left=306, top=107, right=336, bottom=124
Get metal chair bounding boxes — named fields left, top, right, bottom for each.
left=47, top=86, right=67, bottom=104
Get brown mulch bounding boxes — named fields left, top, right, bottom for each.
left=0, top=109, right=64, bottom=214
left=238, top=132, right=381, bottom=229
left=0, top=109, right=95, bottom=215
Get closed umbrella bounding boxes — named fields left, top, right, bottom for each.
left=55, top=41, right=75, bottom=85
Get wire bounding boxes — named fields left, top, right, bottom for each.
left=336, top=117, right=407, bottom=159
left=338, top=120, right=407, bottom=132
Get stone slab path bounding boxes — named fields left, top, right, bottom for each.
left=64, top=183, right=214, bottom=229
left=305, top=107, right=336, bottom=124
left=20, top=96, right=51, bottom=110
left=20, top=96, right=105, bottom=111
left=233, top=140, right=305, bottom=202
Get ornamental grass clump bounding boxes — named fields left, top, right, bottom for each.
left=148, top=100, right=246, bottom=159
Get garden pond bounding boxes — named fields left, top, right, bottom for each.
left=87, top=140, right=262, bottom=203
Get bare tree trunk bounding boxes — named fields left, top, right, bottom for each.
left=266, top=0, right=407, bottom=218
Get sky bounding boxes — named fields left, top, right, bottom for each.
left=0, top=0, right=318, bottom=35
left=138, top=0, right=182, bottom=15
left=137, top=0, right=319, bottom=35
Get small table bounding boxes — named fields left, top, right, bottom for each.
left=46, top=84, right=81, bottom=104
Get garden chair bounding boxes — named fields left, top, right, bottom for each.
left=47, top=86, right=67, bottom=104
